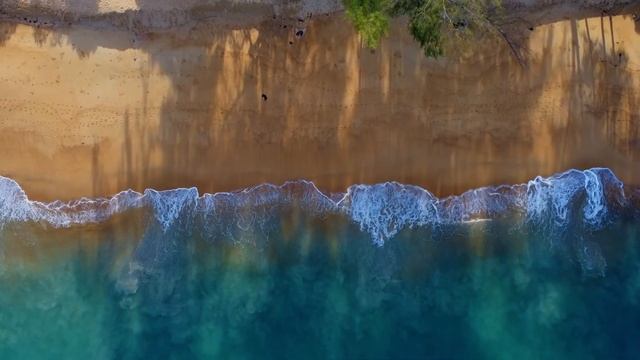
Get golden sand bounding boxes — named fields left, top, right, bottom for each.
left=0, top=15, right=638, bottom=201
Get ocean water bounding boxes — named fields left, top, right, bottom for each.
left=1, top=168, right=640, bottom=359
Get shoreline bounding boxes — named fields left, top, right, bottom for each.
left=1, top=167, right=635, bottom=247
left=0, top=15, right=639, bottom=202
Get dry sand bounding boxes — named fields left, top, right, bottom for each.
left=0, top=0, right=343, bottom=29
left=0, top=14, right=639, bottom=201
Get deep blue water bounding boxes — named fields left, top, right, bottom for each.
left=1, top=168, right=639, bottom=359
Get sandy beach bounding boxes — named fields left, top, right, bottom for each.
left=0, top=13, right=639, bottom=201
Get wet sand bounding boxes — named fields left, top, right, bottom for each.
left=0, top=15, right=639, bottom=201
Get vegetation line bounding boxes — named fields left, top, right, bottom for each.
left=342, top=0, right=639, bottom=58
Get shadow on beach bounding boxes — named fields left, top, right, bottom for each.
left=0, top=12, right=638, bottom=199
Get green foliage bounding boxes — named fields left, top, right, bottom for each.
left=343, top=0, right=500, bottom=57
left=406, top=1, right=445, bottom=57
left=344, top=0, right=392, bottom=49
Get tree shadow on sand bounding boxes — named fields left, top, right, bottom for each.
left=1, top=11, right=639, bottom=196
left=59, top=13, right=640, bottom=197
left=0, top=21, right=16, bottom=45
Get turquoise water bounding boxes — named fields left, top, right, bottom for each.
left=1, top=168, right=640, bottom=359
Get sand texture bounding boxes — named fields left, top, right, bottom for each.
left=0, top=14, right=639, bottom=201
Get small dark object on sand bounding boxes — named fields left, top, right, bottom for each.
left=529, top=27, right=534, bottom=31
left=262, top=94, right=268, bottom=101
left=296, top=30, right=304, bottom=37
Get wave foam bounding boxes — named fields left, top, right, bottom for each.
left=0, top=168, right=634, bottom=245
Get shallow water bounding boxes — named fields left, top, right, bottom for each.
left=1, top=168, right=640, bottom=359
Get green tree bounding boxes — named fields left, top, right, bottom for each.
left=343, top=0, right=500, bottom=57
left=344, top=0, right=392, bottom=49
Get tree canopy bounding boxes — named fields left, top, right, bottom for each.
left=344, top=0, right=500, bottom=57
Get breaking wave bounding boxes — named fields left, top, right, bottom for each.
left=0, top=168, right=637, bottom=246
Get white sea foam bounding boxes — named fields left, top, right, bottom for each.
left=0, top=176, right=146, bottom=228
left=144, top=188, right=198, bottom=231
left=583, top=169, right=606, bottom=225
left=0, top=168, right=632, bottom=245
left=337, top=183, right=438, bottom=245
